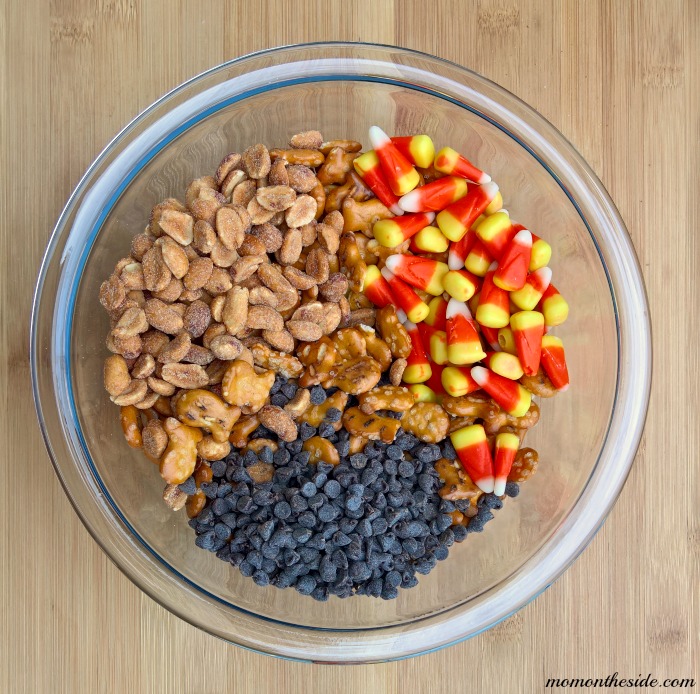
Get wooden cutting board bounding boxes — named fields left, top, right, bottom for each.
left=2, top=1, right=697, bottom=691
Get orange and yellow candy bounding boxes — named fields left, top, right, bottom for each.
left=464, top=238, right=493, bottom=277
left=380, top=267, right=429, bottom=323
left=470, top=365, right=531, bottom=417
left=384, top=254, right=449, bottom=296
left=497, top=326, right=517, bottom=355
left=475, top=263, right=511, bottom=328
left=448, top=229, right=476, bottom=270
left=446, top=298, right=486, bottom=365
left=539, top=284, right=569, bottom=327
left=540, top=335, right=570, bottom=392
left=403, top=320, right=432, bottom=383
left=425, top=363, right=446, bottom=395
left=407, top=383, right=439, bottom=403
left=450, top=424, right=495, bottom=493
left=368, top=126, right=420, bottom=196
left=399, top=176, right=468, bottom=213
left=436, top=182, right=500, bottom=242
left=493, top=432, right=520, bottom=496
left=434, top=146, right=491, bottom=185
left=425, top=295, right=448, bottom=330
left=363, top=265, right=407, bottom=322
left=441, top=365, right=480, bottom=397
left=480, top=325, right=501, bottom=352
left=442, top=269, right=480, bottom=302
left=410, top=226, right=449, bottom=254
left=391, top=135, right=435, bottom=168
left=353, top=150, right=403, bottom=216
left=475, top=211, right=516, bottom=260
left=510, top=310, right=545, bottom=376
left=493, top=229, right=532, bottom=291
left=373, top=211, right=435, bottom=248
left=510, top=266, right=552, bottom=311
left=482, top=351, right=524, bottom=380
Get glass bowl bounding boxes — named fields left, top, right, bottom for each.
left=31, top=43, right=651, bottom=663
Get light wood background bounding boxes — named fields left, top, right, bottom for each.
left=2, top=1, right=698, bottom=692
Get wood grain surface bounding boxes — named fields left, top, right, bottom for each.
left=2, top=1, right=698, bottom=692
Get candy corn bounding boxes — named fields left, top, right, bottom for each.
left=475, top=263, right=511, bottom=328
left=407, top=383, right=439, bottom=403
left=510, top=267, right=552, bottom=311
left=441, top=365, right=480, bottom=397
left=539, top=284, right=569, bottom=326
left=384, top=254, right=449, bottom=296
left=450, top=424, right=495, bottom=493
left=368, top=126, right=420, bottom=196
left=493, top=432, right=519, bottom=496
left=470, top=365, right=531, bottom=417
left=481, top=325, right=501, bottom=351
left=475, top=211, right=516, bottom=260
left=436, top=182, right=500, bottom=242
left=353, top=151, right=403, bottom=216
left=410, top=226, right=449, bottom=254
left=540, top=335, right=570, bottom=391
left=497, top=327, right=517, bottom=355
left=428, top=329, right=448, bottom=365
left=399, top=176, right=468, bottom=213
left=373, top=211, right=435, bottom=248
left=363, top=264, right=402, bottom=313
left=493, top=229, right=532, bottom=291
left=403, top=321, right=432, bottom=383
left=434, top=146, right=491, bottom=185
left=391, top=135, right=435, bottom=168
left=510, top=310, right=545, bottom=376
left=529, top=233, right=552, bottom=271
left=448, top=229, right=476, bottom=270
left=442, top=269, right=480, bottom=302
left=380, top=267, right=429, bottom=323
left=425, top=295, right=448, bottom=329
left=464, top=238, right=493, bottom=277
left=485, top=191, right=504, bottom=215
left=483, top=351, right=524, bottom=380
left=446, top=298, right=486, bottom=365
left=425, top=363, right=446, bottom=395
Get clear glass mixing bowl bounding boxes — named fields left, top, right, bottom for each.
left=31, top=43, right=651, bottom=663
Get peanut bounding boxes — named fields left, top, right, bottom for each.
left=163, top=484, right=187, bottom=511
left=104, top=355, right=131, bottom=397
left=258, top=405, right=298, bottom=442
left=142, top=418, right=168, bottom=459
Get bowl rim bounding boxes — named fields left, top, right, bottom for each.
left=30, top=41, right=652, bottom=662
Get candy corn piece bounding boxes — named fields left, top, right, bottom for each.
left=442, top=269, right=480, bottom=302
left=441, top=365, right=480, bottom=397
left=434, top=146, right=491, bottom=185
left=353, top=151, right=403, bottom=216
left=493, top=432, right=520, bottom=496
left=510, top=267, right=552, bottom=311
left=482, top=351, right=524, bottom=380
left=436, top=182, right=500, bottom=242
left=363, top=264, right=398, bottom=309
left=475, top=263, right=511, bottom=328
left=384, top=254, right=449, bottom=296
left=475, top=211, right=516, bottom=260
left=429, top=329, right=448, bottom=365
left=446, top=298, right=486, bottom=365
left=399, top=176, right=468, bottom=213
left=368, top=126, right=420, bottom=196
left=402, top=321, right=432, bottom=383
left=510, top=311, right=545, bottom=376
left=497, top=327, right=517, bottom=355
left=464, top=238, right=492, bottom=277
left=493, top=229, right=532, bottom=291
left=410, top=225, right=449, bottom=254
left=529, top=233, right=552, bottom=271
left=450, top=425, right=495, bottom=493
left=425, top=295, right=448, bottom=329
left=373, top=211, right=435, bottom=248
left=380, top=267, right=429, bottom=323
left=485, top=191, right=504, bottom=215
left=540, top=335, right=570, bottom=391
left=391, top=135, right=435, bottom=168
left=407, top=383, right=439, bottom=403
left=448, top=229, right=476, bottom=270
left=481, top=325, right=501, bottom=351
left=471, top=365, right=531, bottom=417
left=424, top=364, right=446, bottom=395
left=539, top=284, right=569, bottom=327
